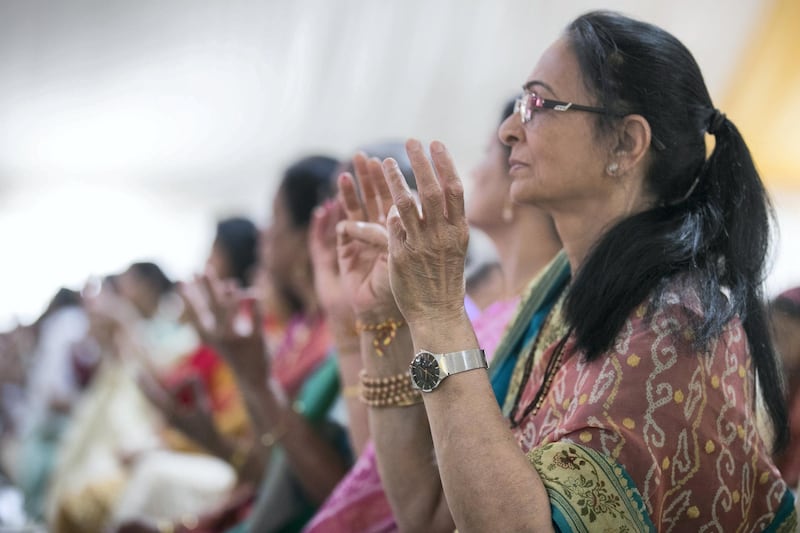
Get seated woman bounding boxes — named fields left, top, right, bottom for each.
left=340, top=11, right=795, bottom=531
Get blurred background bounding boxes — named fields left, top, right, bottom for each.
left=0, top=0, right=798, bottom=329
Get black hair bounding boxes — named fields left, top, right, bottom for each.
left=128, top=262, right=174, bottom=297
left=562, top=11, right=786, bottom=451
left=279, top=155, right=339, bottom=228
left=214, top=216, right=259, bottom=287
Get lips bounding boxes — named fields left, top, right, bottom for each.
left=508, top=158, right=528, bottom=172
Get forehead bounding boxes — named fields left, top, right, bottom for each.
left=524, top=37, right=587, bottom=101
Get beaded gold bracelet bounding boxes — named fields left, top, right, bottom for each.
left=359, top=369, right=422, bottom=408
left=355, top=317, right=405, bottom=357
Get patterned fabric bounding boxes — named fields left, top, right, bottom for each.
left=302, top=295, right=525, bottom=533
left=529, top=442, right=655, bottom=532
left=272, top=313, right=332, bottom=398
left=515, top=280, right=796, bottom=531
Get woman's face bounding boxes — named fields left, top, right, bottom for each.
left=465, top=132, right=511, bottom=229
left=205, top=239, right=232, bottom=280
left=261, top=189, right=308, bottom=288
left=498, top=37, right=613, bottom=212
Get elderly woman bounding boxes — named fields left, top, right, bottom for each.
left=340, top=10, right=795, bottom=532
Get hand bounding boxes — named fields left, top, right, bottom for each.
left=309, top=199, right=358, bottom=350
left=137, top=370, right=224, bottom=453
left=335, top=154, right=402, bottom=322
left=382, top=139, right=469, bottom=327
left=178, top=275, right=267, bottom=396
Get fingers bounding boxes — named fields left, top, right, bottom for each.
left=429, top=141, right=466, bottom=221
left=354, top=152, right=383, bottom=223
left=381, top=157, right=419, bottom=240
left=368, top=157, right=394, bottom=220
left=405, top=138, right=443, bottom=221
left=337, top=220, right=390, bottom=249
left=338, top=172, right=365, bottom=222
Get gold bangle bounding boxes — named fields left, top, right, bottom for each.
left=355, top=318, right=405, bottom=357
left=359, top=370, right=422, bottom=408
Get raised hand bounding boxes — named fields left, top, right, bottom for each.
left=309, top=199, right=358, bottom=348
left=382, top=139, right=470, bottom=327
left=178, top=273, right=267, bottom=395
left=336, top=154, right=401, bottom=323
left=137, top=370, right=225, bottom=454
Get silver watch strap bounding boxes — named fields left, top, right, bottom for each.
left=439, top=349, right=488, bottom=377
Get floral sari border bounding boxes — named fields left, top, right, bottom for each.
left=528, top=442, right=656, bottom=533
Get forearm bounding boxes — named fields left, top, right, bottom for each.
left=336, top=347, right=370, bottom=457
left=361, top=326, right=454, bottom=532
left=409, top=315, right=554, bottom=533
left=255, top=386, right=349, bottom=504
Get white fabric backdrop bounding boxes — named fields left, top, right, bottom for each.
left=1, top=0, right=795, bottom=327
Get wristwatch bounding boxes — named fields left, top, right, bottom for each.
left=409, top=349, right=487, bottom=392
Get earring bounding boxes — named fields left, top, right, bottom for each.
left=606, top=162, right=619, bottom=176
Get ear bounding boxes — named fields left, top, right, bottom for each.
left=609, top=114, right=652, bottom=174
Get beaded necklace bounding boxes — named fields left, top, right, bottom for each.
left=508, top=304, right=572, bottom=429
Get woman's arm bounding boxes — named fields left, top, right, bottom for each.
left=377, top=139, right=555, bottom=532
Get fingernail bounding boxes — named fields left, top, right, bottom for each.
left=388, top=204, right=399, bottom=219
left=336, top=221, right=347, bottom=234
left=406, top=138, right=422, bottom=151
left=431, top=140, right=446, bottom=154
left=383, top=158, right=398, bottom=170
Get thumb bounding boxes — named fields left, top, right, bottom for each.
left=337, top=220, right=389, bottom=249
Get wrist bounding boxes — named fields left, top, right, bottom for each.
left=407, top=310, right=476, bottom=356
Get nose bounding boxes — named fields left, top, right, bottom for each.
left=498, top=113, right=522, bottom=148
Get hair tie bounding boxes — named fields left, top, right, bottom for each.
left=707, top=108, right=726, bottom=135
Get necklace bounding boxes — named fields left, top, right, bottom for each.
left=508, top=304, right=572, bottom=429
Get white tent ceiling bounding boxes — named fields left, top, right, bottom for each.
left=0, top=0, right=790, bottom=325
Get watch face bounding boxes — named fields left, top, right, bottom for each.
left=411, top=351, right=440, bottom=392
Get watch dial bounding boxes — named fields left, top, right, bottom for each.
left=411, top=352, right=440, bottom=392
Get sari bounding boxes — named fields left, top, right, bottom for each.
left=301, top=260, right=552, bottom=533
left=509, top=275, right=797, bottom=531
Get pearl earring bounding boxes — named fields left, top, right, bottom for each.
left=606, top=162, right=619, bottom=175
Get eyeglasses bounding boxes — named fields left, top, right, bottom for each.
left=513, top=90, right=610, bottom=125
left=514, top=87, right=667, bottom=151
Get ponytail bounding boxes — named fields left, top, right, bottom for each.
left=565, top=11, right=788, bottom=452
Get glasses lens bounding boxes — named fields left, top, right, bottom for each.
left=516, top=92, right=540, bottom=124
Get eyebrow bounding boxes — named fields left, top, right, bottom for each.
left=523, top=80, right=558, bottom=98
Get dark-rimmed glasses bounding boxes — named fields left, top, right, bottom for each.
left=513, top=91, right=611, bottom=125
left=514, top=87, right=667, bottom=151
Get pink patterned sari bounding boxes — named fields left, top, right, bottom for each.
left=512, top=282, right=796, bottom=531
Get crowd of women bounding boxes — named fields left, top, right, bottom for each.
left=0, top=10, right=798, bottom=532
